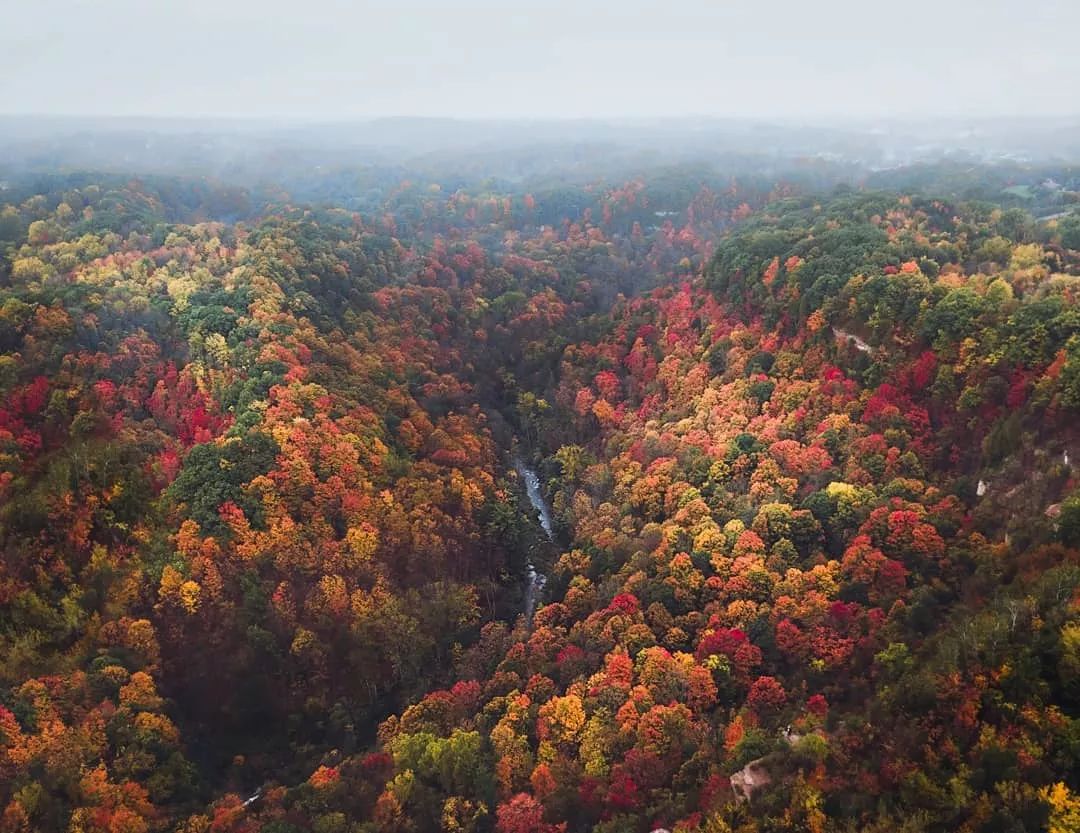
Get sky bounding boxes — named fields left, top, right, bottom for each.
left=3, top=0, right=1079, bottom=121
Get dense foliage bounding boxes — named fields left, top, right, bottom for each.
left=2, top=162, right=1080, bottom=833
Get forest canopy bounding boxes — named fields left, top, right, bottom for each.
left=2, top=137, right=1080, bottom=833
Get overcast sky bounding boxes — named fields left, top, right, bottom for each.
left=3, top=0, right=1078, bottom=121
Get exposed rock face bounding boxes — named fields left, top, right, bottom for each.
left=731, top=759, right=771, bottom=804
left=832, top=326, right=872, bottom=354
left=730, top=727, right=808, bottom=803
left=781, top=726, right=803, bottom=745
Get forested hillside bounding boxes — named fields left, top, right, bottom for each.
left=3, top=164, right=1080, bottom=833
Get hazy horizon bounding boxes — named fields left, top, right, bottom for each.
left=4, top=0, right=1079, bottom=122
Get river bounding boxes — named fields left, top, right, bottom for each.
left=514, top=458, right=554, bottom=622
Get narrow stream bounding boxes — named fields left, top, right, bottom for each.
left=514, top=458, right=553, bottom=622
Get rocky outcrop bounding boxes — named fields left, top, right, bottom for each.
left=731, top=759, right=771, bottom=803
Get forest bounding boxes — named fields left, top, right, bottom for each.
left=2, top=145, right=1080, bottom=833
